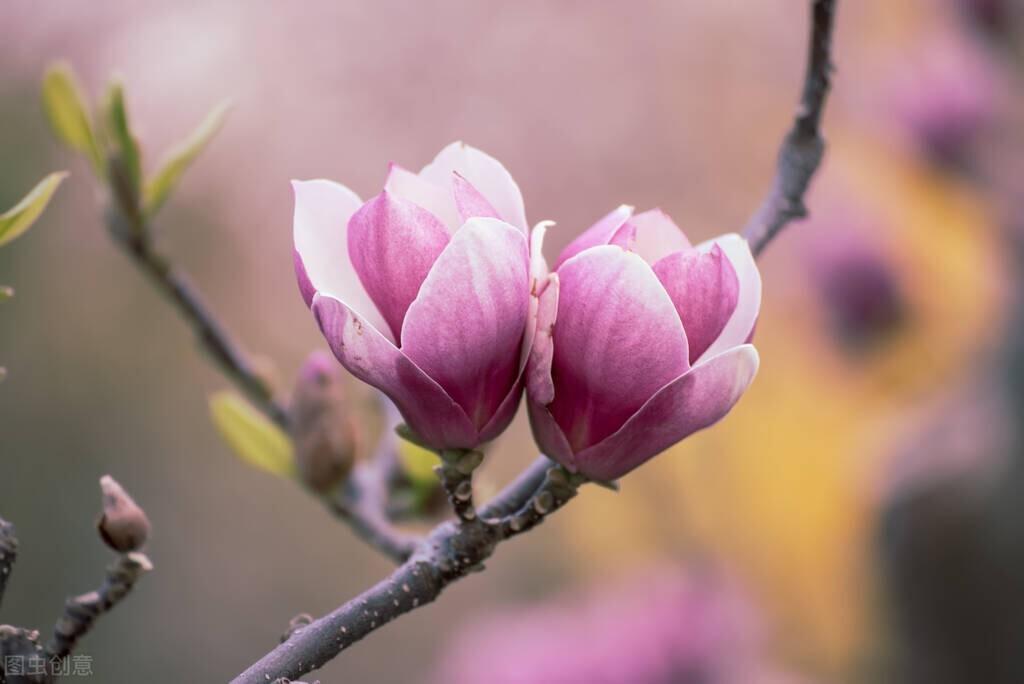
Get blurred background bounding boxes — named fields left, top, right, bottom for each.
left=2, top=0, right=1023, bottom=681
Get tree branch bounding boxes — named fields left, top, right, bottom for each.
left=231, top=464, right=579, bottom=684
left=45, top=551, right=153, bottom=659
left=323, top=461, right=419, bottom=564
left=116, top=233, right=290, bottom=428
left=0, top=487, right=152, bottom=682
left=478, top=456, right=555, bottom=520
left=230, top=2, right=839, bottom=679
left=99, top=155, right=288, bottom=428
left=742, top=0, right=838, bottom=257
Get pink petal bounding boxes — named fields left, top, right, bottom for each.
left=530, top=220, right=554, bottom=287
left=554, top=204, right=633, bottom=269
left=480, top=221, right=553, bottom=443
left=608, top=221, right=636, bottom=250
left=526, top=272, right=559, bottom=405
left=293, top=248, right=317, bottom=308
left=573, top=345, right=760, bottom=480
left=653, top=244, right=740, bottom=364
left=453, top=172, right=500, bottom=224
left=627, top=209, right=692, bottom=265
left=419, top=142, right=528, bottom=234
left=312, top=294, right=477, bottom=449
left=400, top=218, right=530, bottom=430
left=347, top=190, right=451, bottom=344
left=384, top=163, right=460, bottom=231
left=526, top=398, right=575, bottom=467
left=547, top=246, right=689, bottom=452
left=478, top=374, right=525, bottom=444
left=695, top=234, right=761, bottom=359
left=524, top=220, right=554, bottom=365
left=292, top=180, right=390, bottom=339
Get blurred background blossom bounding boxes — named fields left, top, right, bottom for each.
left=2, top=1, right=1023, bottom=682
left=435, top=564, right=804, bottom=684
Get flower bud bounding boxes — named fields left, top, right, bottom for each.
left=97, top=475, right=151, bottom=553
left=288, top=351, right=358, bottom=493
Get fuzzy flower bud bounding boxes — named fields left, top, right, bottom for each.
left=97, top=475, right=151, bottom=553
left=288, top=351, right=358, bottom=493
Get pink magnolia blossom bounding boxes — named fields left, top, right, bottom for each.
left=527, top=206, right=760, bottom=480
left=293, top=143, right=541, bottom=450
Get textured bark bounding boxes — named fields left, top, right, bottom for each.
left=743, top=0, right=838, bottom=257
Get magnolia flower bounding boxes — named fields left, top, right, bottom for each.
left=293, top=143, right=540, bottom=451
left=528, top=206, right=760, bottom=481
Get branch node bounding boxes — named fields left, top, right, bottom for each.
left=742, top=0, right=838, bottom=256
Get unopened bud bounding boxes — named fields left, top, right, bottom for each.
left=289, top=351, right=358, bottom=493
left=97, top=475, right=151, bottom=553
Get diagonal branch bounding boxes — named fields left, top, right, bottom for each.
left=742, top=0, right=838, bottom=257
left=230, top=2, right=840, bottom=680
left=45, top=551, right=153, bottom=659
left=101, top=153, right=288, bottom=428
left=324, top=460, right=419, bottom=564
left=120, top=236, right=290, bottom=428
left=232, top=462, right=580, bottom=684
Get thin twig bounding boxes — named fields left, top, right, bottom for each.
left=117, top=234, right=289, bottom=428
left=230, top=2, right=840, bottom=679
left=324, top=462, right=419, bottom=564
left=45, top=552, right=153, bottom=659
left=0, top=519, right=16, bottom=614
left=0, top=625, right=48, bottom=684
left=103, top=156, right=288, bottom=427
left=319, top=403, right=424, bottom=563
left=497, top=464, right=582, bottom=537
left=742, top=0, right=838, bottom=257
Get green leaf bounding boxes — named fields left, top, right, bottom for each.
left=209, top=391, right=296, bottom=480
left=0, top=172, right=67, bottom=248
left=103, top=81, right=142, bottom=197
left=144, top=100, right=231, bottom=216
left=397, top=437, right=441, bottom=488
left=42, top=63, right=102, bottom=172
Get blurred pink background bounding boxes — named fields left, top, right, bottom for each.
left=1, top=1, right=1020, bottom=681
